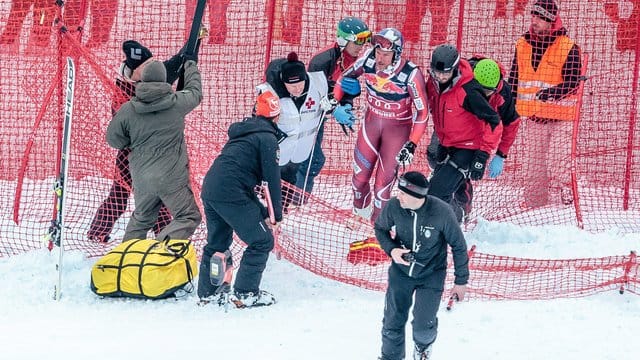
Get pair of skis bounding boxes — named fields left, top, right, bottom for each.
left=46, top=57, right=76, bottom=301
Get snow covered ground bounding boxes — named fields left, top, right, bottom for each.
left=1, top=219, right=638, bottom=360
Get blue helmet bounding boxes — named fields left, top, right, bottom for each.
left=372, top=28, right=404, bottom=59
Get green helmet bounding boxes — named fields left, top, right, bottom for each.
left=473, top=59, right=501, bottom=90
left=336, top=17, right=370, bottom=47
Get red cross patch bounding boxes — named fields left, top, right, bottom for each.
left=305, top=97, right=316, bottom=109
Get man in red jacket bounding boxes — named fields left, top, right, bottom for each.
left=425, top=44, right=501, bottom=223
left=426, top=56, right=520, bottom=222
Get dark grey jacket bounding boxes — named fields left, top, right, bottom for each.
left=106, top=60, right=202, bottom=192
left=375, top=196, right=470, bottom=285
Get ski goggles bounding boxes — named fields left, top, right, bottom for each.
left=372, top=34, right=395, bottom=51
left=339, top=29, right=372, bottom=45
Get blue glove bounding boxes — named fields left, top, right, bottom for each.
left=340, top=77, right=361, bottom=96
left=334, top=104, right=355, bottom=127
left=488, top=155, right=505, bottom=179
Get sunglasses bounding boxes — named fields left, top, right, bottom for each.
left=341, top=29, right=371, bottom=45
left=372, top=34, right=395, bottom=51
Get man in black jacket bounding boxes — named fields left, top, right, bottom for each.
left=375, top=171, right=469, bottom=360
left=198, top=91, right=285, bottom=308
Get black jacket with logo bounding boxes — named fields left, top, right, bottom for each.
left=375, top=196, right=469, bottom=285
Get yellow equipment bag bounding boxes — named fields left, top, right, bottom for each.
left=90, top=239, right=198, bottom=299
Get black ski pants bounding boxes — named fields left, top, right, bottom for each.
left=198, top=196, right=273, bottom=298
left=380, top=265, right=444, bottom=360
left=427, top=147, right=476, bottom=223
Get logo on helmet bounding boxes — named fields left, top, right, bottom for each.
left=255, top=91, right=281, bottom=118
left=372, top=28, right=404, bottom=57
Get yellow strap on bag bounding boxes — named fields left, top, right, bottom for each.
left=90, top=239, right=198, bottom=299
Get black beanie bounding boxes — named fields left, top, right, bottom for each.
left=398, top=171, right=429, bottom=198
left=531, top=0, right=558, bottom=22
left=280, top=52, right=306, bottom=84
left=122, top=40, right=153, bottom=70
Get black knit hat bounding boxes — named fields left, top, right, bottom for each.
left=531, top=0, right=558, bottom=22
left=280, top=52, right=306, bottom=84
left=398, top=171, right=429, bottom=199
left=122, top=40, right=153, bottom=70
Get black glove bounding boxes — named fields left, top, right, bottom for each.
left=396, top=141, right=417, bottom=166
left=426, top=149, right=438, bottom=169
left=435, top=145, right=448, bottom=164
left=469, top=150, right=489, bottom=180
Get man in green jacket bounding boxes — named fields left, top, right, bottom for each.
left=106, top=59, right=202, bottom=241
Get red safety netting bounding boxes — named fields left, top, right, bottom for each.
left=0, top=0, right=638, bottom=298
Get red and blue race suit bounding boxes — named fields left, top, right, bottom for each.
left=338, top=48, right=429, bottom=222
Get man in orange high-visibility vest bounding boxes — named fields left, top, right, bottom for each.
left=508, top=0, right=582, bottom=208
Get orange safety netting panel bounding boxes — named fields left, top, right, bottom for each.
left=0, top=0, right=639, bottom=297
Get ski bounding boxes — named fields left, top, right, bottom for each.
left=177, top=0, right=207, bottom=91
left=47, top=57, right=76, bottom=300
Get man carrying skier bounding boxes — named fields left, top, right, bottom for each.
left=260, top=52, right=356, bottom=208
left=425, top=44, right=502, bottom=223
left=426, top=55, right=520, bottom=222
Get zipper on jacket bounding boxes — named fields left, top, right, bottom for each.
left=439, top=98, right=447, bottom=145
left=408, top=210, right=418, bottom=277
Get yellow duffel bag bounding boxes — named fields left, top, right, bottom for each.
left=91, top=238, right=198, bottom=299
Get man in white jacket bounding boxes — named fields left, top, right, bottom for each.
left=257, top=52, right=333, bottom=208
